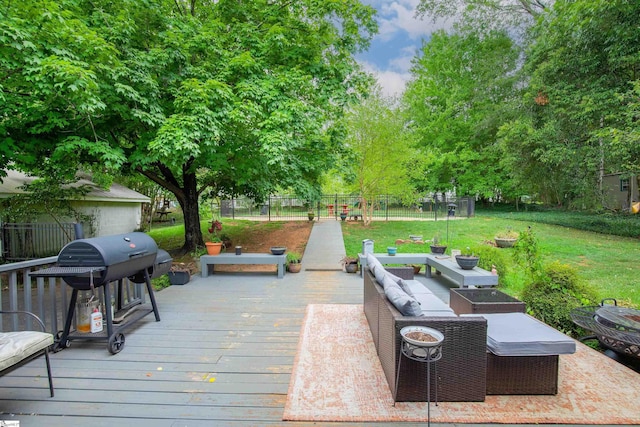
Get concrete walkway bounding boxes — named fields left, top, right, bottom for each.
left=302, top=220, right=346, bottom=271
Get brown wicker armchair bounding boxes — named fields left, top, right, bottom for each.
left=364, top=267, right=487, bottom=402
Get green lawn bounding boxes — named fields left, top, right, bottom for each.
left=341, top=216, right=640, bottom=308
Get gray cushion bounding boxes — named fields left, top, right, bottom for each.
left=479, top=313, right=577, bottom=356
left=366, top=253, right=382, bottom=273
left=397, top=279, right=416, bottom=298
left=399, top=279, right=433, bottom=297
left=384, top=283, right=422, bottom=316
left=374, top=264, right=387, bottom=284
left=381, top=274, right=400, bottom=291
left=415, top=294, right=456, bottom=316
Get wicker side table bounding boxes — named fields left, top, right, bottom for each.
left=450, top=288, right=525, bottom=315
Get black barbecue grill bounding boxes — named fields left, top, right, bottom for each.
left=31, top=232, right=171, bottom=354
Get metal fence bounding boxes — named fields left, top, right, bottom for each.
left=1, top=222, right=76, bottom=261
left=219, top=194, right=474, bottom=221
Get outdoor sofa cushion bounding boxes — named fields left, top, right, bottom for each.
left=384, top=282, right=422, bottom=316
left=475, top=312, right=576, bottom=356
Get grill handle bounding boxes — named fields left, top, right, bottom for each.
left=129, top=251, right=147, bottom=258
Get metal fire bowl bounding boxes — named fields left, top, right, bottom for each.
left=570, top=305, right=640, bottom=346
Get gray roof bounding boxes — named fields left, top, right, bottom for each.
left=0, top=169, right=150, bottom=203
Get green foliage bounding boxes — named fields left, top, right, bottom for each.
left=512, top=226, right=541, bottom=278
left=473, top=245, right=510, bottom=286
left=151, top=275, right=171, bottom=291
left=286, top=252, right=301, bottom=264
left=403, top=29, right=520, bottom=199
left=521, top=261, right=598, bottom=337
left=0, top=0, right=378, bottom=253
left=342, top=88, right=417, bottom=225
left=482, top=207, right=640, bottom=238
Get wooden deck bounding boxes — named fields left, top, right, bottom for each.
left=0, top=268, right=614, bottom=427
left=0, top=270, right=376, bottom=426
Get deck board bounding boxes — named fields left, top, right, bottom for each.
left=0, top=270, right=371, bottom=425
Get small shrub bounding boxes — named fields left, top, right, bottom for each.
left=473, top=244, right=510, bottom=286
left=152, top=275, right=171, bottom=291
left=521, top=261, right=598, bottom=337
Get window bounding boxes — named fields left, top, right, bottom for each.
left=620, top=178, right=630, bottom=191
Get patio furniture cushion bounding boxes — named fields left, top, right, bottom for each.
left=366, top=253, right=383, bottom=275
left=0, top=331, right=54, bottom=371
left=477, top=313, right=576, bottom=356
left=383, top=281, right=422, bottom=316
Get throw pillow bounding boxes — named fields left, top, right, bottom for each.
left=397, top=279, right=416, bottom=299
left=366, top=253, right=383, bottom=274
left=384, top=284, right=422, bottom=317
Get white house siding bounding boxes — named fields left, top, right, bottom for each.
left=73, top=201, right=144, bottom=237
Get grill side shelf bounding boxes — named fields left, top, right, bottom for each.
left=30, top=266, right=106, bottom=277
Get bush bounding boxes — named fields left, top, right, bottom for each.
left=473, top=244, right=510, bottom=286
left=521, top=261, right=598, bottom=337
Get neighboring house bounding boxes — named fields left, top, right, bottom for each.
left=0, top=169, right=150, bottom=260
left=602, top=173, right=639, bottom=211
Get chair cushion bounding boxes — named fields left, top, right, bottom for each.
left=384, top=282, right=422, bottom=317
left=415, top=294, right=456, bottom=316
left=0, top=331, right=54, bottom=372
left=478, top=313, right=576, bottom=356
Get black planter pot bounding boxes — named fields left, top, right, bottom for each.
left=168, top=271, right=190, bottom=285
left=340, top=213, right=347, bottom=221
left=455, top=255, right=479, bottom=270
left=430, top=245, right=447, bottom=255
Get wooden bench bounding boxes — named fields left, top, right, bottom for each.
left=425, top=254, right=498, bottom=288
left=200, top=253, right=286, bottom=278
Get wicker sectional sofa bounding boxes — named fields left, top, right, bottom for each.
left=363, top=263, right=488, bottom=402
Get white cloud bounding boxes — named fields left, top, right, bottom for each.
left=360, top=60, right=411, bottom=98
left=372, top=0, right=452, bottom=41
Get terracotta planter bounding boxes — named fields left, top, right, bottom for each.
left=345, top=262, right=358, bottom=273
left=288, top=262, right=302, bottom=273
left=205, top=242, right=223, bottom=255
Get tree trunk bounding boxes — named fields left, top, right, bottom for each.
left=177, top=172, right=204, bottom=254
left=137, top=165, right=204, bottom=255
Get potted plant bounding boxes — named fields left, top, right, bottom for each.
left=340, top=256, right=359, bottom=273
left=410, top=264, right=422, bottom=274
left=167, top=262, right=194, bottom=285
left=455, top=247, right=479, bottom=270
left=205, top=219, right=224, bottom=255
left=286, top=252, right=302, bottom=273
left=430, top=235, right=447, bottom=255
left=494, top=227, right=519, bottom=248
left=339, top=211, right=347, bottom=221
left=308, top=211, right=315, bottom=221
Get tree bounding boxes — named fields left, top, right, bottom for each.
left=0, top=0, right=377, bottom=252
left=403, top=30, right=519, bottom=201
left=416, top=0, right=551, bottom=33
left=343, top=89, right=416, bottom=225
left=499, top=0, right=640, bottom=208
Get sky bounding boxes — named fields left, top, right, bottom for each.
left=356, top=0, right=452, bottom=97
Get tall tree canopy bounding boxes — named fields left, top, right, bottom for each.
left=403, top=30, right=519, bottom=200
left=0, top=0, right=377, bottom=251
left=499, top=0, right=640, bottom=207
left=343, top=89, right=417, bottom=225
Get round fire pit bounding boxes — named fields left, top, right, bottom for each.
left=570, top=301, right=640, bottom=360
